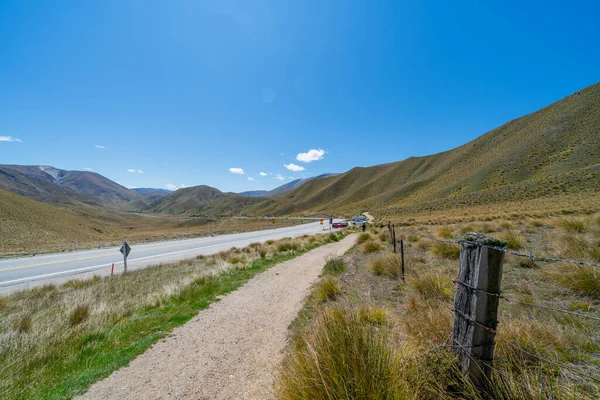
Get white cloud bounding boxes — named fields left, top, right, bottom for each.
left=127, top=169, right=144, bottom=174
left=283, top=163, right=305, bottom=172
left=274, top=174, right=285, bottom=181
left=229, top=167, right=244, bottom=175
left=127, top=185, right=138, bottom=189
left=84, top=168, right=93, bottom=171
left=165, top=183, right=187, bottom=191
left=127, top=169, right=136, bottom=172
left=95, top=145, right=105, bottom=149
left=296, top=149, right=325, bottom=163
left=259, top=172, right=267, bottom=176
left=0, top=136, right=23, bottom=143
left=138, top=170, right=144, bottom=174
left=247, top=177, right=255, bottom=181
left=289, top=176, right=295, bottom=179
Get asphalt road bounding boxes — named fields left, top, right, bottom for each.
left=0, top=221, right=337, bottom=294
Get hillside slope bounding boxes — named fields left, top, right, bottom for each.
left=0, top=165, right=139, bottom=205
left=0, top=189, right=115, bottom=253
left=245, top=83, right=600, bottom=217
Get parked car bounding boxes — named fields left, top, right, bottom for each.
left=332, top=221, right=349, bottom=228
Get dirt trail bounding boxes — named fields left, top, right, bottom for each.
left=80, top=234, right=356, bottom=400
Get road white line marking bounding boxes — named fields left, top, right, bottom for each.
left=0, top=229, right=318, bottom=287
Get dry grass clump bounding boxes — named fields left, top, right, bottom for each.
left=436, top=226, right=454, bottom=239
left=313, top=276, right=341, bottom=303
left=559, top=234, right=600, bottom=261
left=278, top=306, right=399, bottom=399
left=277, top=240, right=300, bottom=252
left=12, top=314, right=32, bottom=333
left=431, top=242, right=460, bottom=259
left=501, top=231, right=523, bottom=249
left=362, top=241, right=382, bottom=254
left=369, top=254, right=401, bottom=278
left=413, top=239, right=432, bottom=251
left=409, top=272, right=454, bottom=301
left=356, top=232, right=372, bottom=244
left=322, top=256, right=346, bottom=275
left=556, top=218, right=588, bottom=233
left=69, top=304, right=90, bottom=326
left=551, top=263, right=600, bottom=297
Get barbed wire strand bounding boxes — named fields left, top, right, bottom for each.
left=454, top=279, right=600, bottom=322
left=497, top=337, right=600, bottom=385
left=452, top=305, right=600, bottom=385
left=396, top=229, right=600, bottom=268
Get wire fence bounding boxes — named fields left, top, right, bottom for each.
left=395, top=229, right=600, bottom=268
left=388, top=227, right=600, bottom=394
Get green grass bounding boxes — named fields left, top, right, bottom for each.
left=0, top=235, right=342, bottom=400
left=322, top=256, right=347, bottom=275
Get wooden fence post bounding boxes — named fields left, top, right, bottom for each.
left=392, top=224, right=397, bottom=254
left=452, top=233, right=507, bottom=391
left=400, top=238, right=405, bottom=282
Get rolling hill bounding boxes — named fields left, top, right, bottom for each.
left=244, top=82, right=600, bottom=218
left=0, top=165, right=140, bottom=206
left=240, top=174, right=339, bottom=197
left=147, top=185, right=266, bottom=215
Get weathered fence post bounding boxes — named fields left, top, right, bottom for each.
left=400, top=237, right=405, bottom=282
left=392, top=224, right=397, bottom=254
left=452, top=233, right=506, bottom=390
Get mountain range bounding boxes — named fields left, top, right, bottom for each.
left=1, top=82, right=599, bottom=224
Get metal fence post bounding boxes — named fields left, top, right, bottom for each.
left=452, top=233, right=506, bottom=391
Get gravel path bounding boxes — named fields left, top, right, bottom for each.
left=80, top=234, right=356, bottom=400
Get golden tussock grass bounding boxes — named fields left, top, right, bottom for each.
left=278, top=213, right=600, bottom=399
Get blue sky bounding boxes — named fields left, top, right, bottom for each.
left=1, top=1, right=598, bottom=192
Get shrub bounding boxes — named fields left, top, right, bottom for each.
left=314, top=276, right=341, bottom=302
left=12, top=314, right=32, bottom=332
left=362, top=241, right=382, bottom=254
left=356, top=233, right=372, bottom=244
left=0, top=296, right=6, bottom=311
left=431, top=242, right=460, bottom=259
left=229, top=256, right=241, bottom=264
left=266, top=239, right=275, bottom=245
left=323, top=256, right=346, bottom=275
left=327, top=233, right=340, bottom=242
left=259, top=250, right=267, bottom=258
left=249, top=242, right=262, bottom=248
left=69, top=304, right=90, bottom=326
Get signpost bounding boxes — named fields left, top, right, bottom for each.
left=120, top=240, right=131, bottom=273
left=272, top=218, right=275, bottom=225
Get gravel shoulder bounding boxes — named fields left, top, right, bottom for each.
left=80, top=234, right=356, bottom=400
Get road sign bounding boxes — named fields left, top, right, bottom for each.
left=120, top=242, right=131, bottom=257
left=272, top=218, right=275, bottom=224
left=120, top=240, right=131, bottom=273
left=320, top=220, right=323, bottom=225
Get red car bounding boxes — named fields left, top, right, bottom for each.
left=332, top=222, right=348, bottom=228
